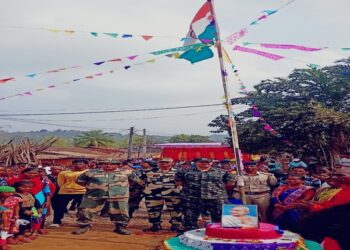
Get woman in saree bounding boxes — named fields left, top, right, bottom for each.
left=295, top=169, right=350, bottom=250
left=271, top=174, right=315, bottom=231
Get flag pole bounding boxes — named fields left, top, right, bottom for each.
left=209, top=0, right=246, bottom=204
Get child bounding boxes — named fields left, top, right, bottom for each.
left=13, top=181, right=42, bottom=241
left=0, top=186, right=20, bottom=247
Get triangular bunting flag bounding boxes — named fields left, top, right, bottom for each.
left=90, top=32, right=98, bottom=37
left=26, top=74, right=36, bottom=78
left=341, top=48, right=350, bottom=51
left=73, top=79, right=80, bottom=82
left=48, top=85, right=56, bottom=88
left=250, top=20, right=259, bottom=25
left=263, top=10, right=278, bottom=15
left=85, top=76, right=94, bottom=79
left=0, top=77, right=15, bottom=84
left=95, top=73, right=103, bottom=76
left=242, top=42, right=253, bottom=46
left=147, top=59, right=156, bottom=63
left=104, top=33, right=118, bottom=38
left=64, top=30, right=75, bottom=34
left=124, top=66, right=131, bottom=70
left=24, top=92, right=32, bottom=95
left=141, top=35, right=153, bottom=41
left=122, top=34, right=132, bottom=38
left=108, top=58, right=122, bottom=62
left=48, top=29, right=61, bottom=33
left=308, top=64, right=320, bottom=70
left=94, top=61, right=105, bottom=66
left=127, top=55, right=138, bottom=60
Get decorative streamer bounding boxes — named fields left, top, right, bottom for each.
left=222, top=47, right=288, bottom=142
left=233, top=45, right=285, bottom=61
left=259, top=43, right=323, bottom=51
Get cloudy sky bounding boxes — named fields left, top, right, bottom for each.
left=0, top=0, right=349, bottom=136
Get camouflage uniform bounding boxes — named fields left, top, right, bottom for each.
left=128, top=168, right=147, bottom=217
left=76, top=168, right=137, bottom=227
left=177, top=167, right=235, bottom=229
left=144, top=168, right=182, bottom=226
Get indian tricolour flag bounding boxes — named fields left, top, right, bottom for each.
left=180, top=0, right=216, bottom=64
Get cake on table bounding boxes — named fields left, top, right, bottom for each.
left=177, top=222, right=306, bottom=250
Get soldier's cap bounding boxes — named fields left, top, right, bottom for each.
left=243, top=161, right=257, bottom=166
left=159, top=158, right=173, bottom=163
left=72, top=159, right=88, bottom=164
left=196, top=158, right=212, bottom=163
left=220, top=159, right=231, bottom=164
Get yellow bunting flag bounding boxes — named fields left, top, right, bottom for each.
left=147, top=59, right=156, bottom=63
left=48, top=29, right=61, bottom=33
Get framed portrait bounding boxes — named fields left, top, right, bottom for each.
left=221, top=204, right=259, bottom=228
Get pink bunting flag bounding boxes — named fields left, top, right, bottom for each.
left=141, top=35, right=153, bottom=41
left=95, top=73, right=103, bottom=76
left=24, top=92, right=32, bottom=95
left=85, top=76, right=94, bottom=79
left=226, top=28, right=248, bottom=44
left=260, top=43, right=323, bottom=51
left=48, top=85, right=55, bottom=88
left=233, top=45, right=285, bottom=61
left=127, top=55, right=138, bottom=60
left=258, top=15, right=268, bottom=20
left=0, top=77, right=15, bottom=84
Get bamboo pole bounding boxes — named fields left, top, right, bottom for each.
left=209, top=0, right=246, bottom=204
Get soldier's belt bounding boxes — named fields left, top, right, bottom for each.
left=234, top=190, right=269, bottom=195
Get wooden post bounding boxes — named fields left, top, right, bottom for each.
left=142, top=129, right=147, bottom=158
left=127, top=126, right=134, bottom=159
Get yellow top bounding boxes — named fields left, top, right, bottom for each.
left=57, top=170, right=87, bottom=194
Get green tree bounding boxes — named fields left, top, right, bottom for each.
left=209, top=58, right=350, bottom=165
left=169, top=134, right=211, bottom=143
left=73, top=130, right=115, bottom=147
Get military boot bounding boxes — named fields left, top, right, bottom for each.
left=142, top=224, right=162, bottom=232
left=114, top=224, right=131, bottom=235
left=71, top=225, right=90, bottom=235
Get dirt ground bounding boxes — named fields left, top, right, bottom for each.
left=11, top=203, right=176, bottom=250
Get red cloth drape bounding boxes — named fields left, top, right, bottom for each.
left=161, top=147, right=250, bottom=161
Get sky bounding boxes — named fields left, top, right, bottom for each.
left=0, top=0, right=349, bottom=136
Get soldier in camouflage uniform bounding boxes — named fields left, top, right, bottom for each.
left=128, top=160, right=157, bottom=218
left=143, top=158, right=182, bottom=232
left=176, top=158, right=235, bottom=230
left=72, top=160, right=139, bottom=235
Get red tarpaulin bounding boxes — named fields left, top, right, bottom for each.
left=160, top=146, right=251, bottom=161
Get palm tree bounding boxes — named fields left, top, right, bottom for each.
left=73, top=130, right=115, bottom=147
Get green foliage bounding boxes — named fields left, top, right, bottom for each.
left=209, top=58, right=350, bottom=158
left=168, top=134, right=212, bottom=143
left=73, top=130, right=116, bottom=147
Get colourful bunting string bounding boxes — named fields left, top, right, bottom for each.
left=0, top=50, right=182, bottom=102
left=225, top=0, right=296, bottom=45
left=233, top=45, right=285, bottom=61
left=0, top=43, right=206, bottom=85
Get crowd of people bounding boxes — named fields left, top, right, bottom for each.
left=0, top=155, right=349, bottom=250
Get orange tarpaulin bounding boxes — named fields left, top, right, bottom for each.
left=161, top=146, right=251, bottom=161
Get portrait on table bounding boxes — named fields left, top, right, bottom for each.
left=221, top=204, right=259, bottom=228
